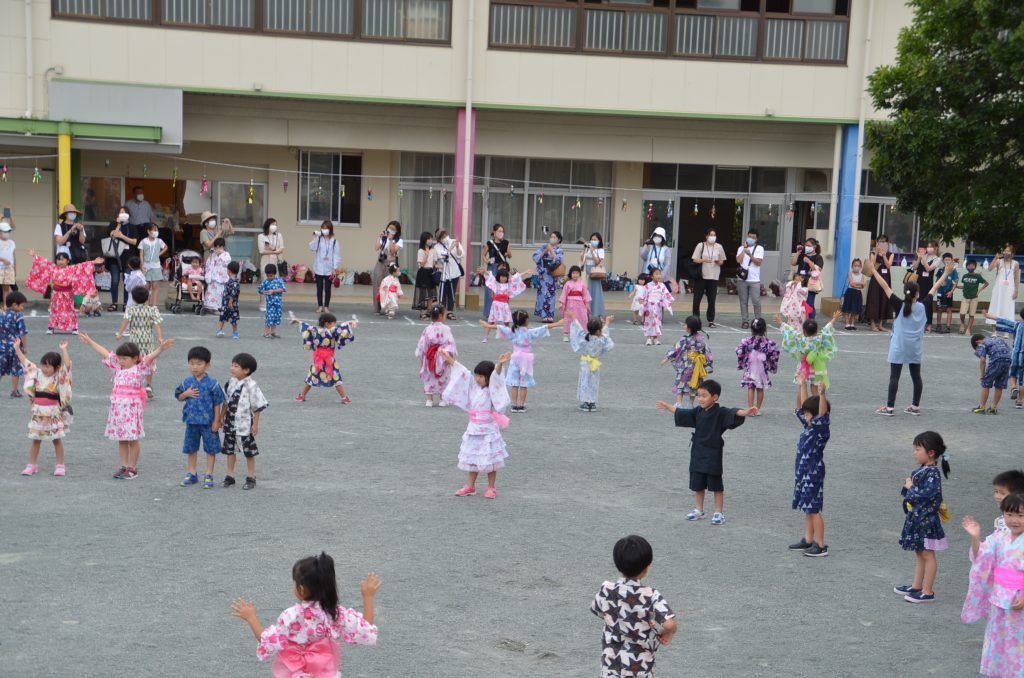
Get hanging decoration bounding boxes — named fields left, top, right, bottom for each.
left=888, top=204, right=897, bottom=214
left=982, top=258, right=989, bottom=269
left=901, top=257, right=909, bottom=267
left=575, top=196, right=582, bottom=210
left=428, top=187, right=434, bottom=200
left=398, top=188, right=404, bottom=198
left=0, top=165, right=7, bottom=182
left=710, top=202, right=716, bottom=220
left=692, top=200, right=699, bottom=216
left=597, top=197, right=604, bottom=209
left=509, top=184, right=516, bottom=197
left=442, top=188, right=448, bottom=201
left=735, top=198, right=744, bottom=215
left=538, top=192, right=544, bottom=205
left=666, top=200, right=674, bottom=219
left=767, top=204, right=774, bottom=218
left=142, top=164, right=148, bottom=178
left=621, top=199, right=628, bottom=211
left=367, top=189, right=373, bottom=201
left=200, top=174, right=209, bottom=196
left=646, top=202, right=654, bottom=222
left=171, top=167, right=178, bottom=188
left=341, top=184, right=346, bottom=198
left=247, top=179, right=255, bottom=205
left=283, top=180, right=289, bottom=193
left=32, top=167, right=42, bottom=184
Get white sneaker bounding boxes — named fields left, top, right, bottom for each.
left=563, top=335, right=569, bottom=342
left=645, top=338, right=653, bottom=346
left=438, top=400, right=449, bottom=407
left=425, top=399, right=434, bottom=407
left=685, top=509, right=705, bottom=521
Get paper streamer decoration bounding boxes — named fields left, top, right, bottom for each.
left=0, top=165, right=7, bottom=182
left=32, top=167, right=42, bottom=184
left=200, top=175, right=209, bottom=196
left=172, top=167, right=178, bottom=188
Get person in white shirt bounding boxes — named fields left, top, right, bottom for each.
left=691, top=229, right=727, bottom=327
left=0, top=221, right=16, bottom=305
left=371, top=220, right=404, bottom=315
left=429, top=229, right=464, bottom=320
left=308, top=220, right=341, bottom=313
left=735, top=229, right=765, bottom=329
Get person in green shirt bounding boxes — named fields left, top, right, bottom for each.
left=958, top=260, right=989, bottom=334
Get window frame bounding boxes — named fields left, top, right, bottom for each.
left=51, top=0, right=453, bottom=45
left=297, top=150, right=364, bottom=228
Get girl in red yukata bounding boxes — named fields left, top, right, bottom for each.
left=25, top=249, right=104, bottom=334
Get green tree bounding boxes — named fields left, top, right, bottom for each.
left=867, top=0, right=1024, bottom=249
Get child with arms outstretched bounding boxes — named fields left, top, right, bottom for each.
left=789, top=373, right=831, bottom=557
left=291, top=313, right=357, bottom=403
left=776, top=309, right=841, bottom=390
left=14, top=340, right=72, bottom=477
left=479, top=265, right=529, bottom=342
left=735, top=317, right=780, bottom=411
left=481, top=309, right=563, bottom=413
left=571, top=316, right=614, bottom=412
left=662, top=315, right=713, bottom=406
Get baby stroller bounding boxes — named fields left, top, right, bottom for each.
left=166, top=249, right=206, bottom=315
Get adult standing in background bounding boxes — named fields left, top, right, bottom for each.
left=102, top=207, right=134, bottom=311
left=54, top=204, right=88, bottom=263
left=639, top=226, right=672, bottom=279
left=482, top=224, right=511, bottom=319
left=257, top=217, right=286, bottom=275
left=986, top=244, right=1020, bottom=329
left=532, top=230, right=564, bottom=322
left=309, top=220, right=341, bottom=314
left=735, top=229, right=764, bottom=329
left=691, top=229, right=726, bottom=328
left=372, top=220, right=403, bottom=314
left=431, top=229, right=464, bottom=320
left=864, top=235, right=895, bottom=332
left=911, top=241, right=940, bottom=332
left=791, top=238, right=824, bottom=319
left=199, top=213, right=233, bottom=260
left=582, top=231, right=606, bottom=318
left=125, top=186, right=152, bottom=246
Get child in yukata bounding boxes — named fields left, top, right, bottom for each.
left=481, top=309, right=563, bottom=413
left=291, top=313, right=357, bottom=404
left=781, top=272, right=809, bottom=326
left=789, top=374, right=831, bottom=558
left=204, top=238, right=231, bottom=312
left=174, top=346, right=225, bottom=489
left=14, top=340, right=72, bottom=478
left=971, top=333, right=1012, bottom=414
left=416, top=305, right=458, bottom=407
left=638, top=268, right=674, bottom=346
left=231, top=552, right=380, bottom=678
left=656, top=379, right=756, bottom=526
left=377, top=263, right=404, bottom=319
left=558, top=265, right=591, bottom=342
left=777, top=310, right=841, bottom=389
left=221, top=352, right=268, bottom=490
left=571, top=316, right=614, bottom=412
left=124, top=257, right=147, bottom=310
left=591, top=535, right=677, bottom=678
left=25, top=249, right=104, bottom=334
left=663, top=315, right=713, bottom=406
left=217, top=261, right=241, bottom=339
left=258, top=263, right=286, bottom=338
left=735, top=317, right=780, bottom=411
left=116, top=287, right=164, bottom=398
left=479, top=265, right=529, bottom=343
left=629, top=273, right=648, bottom=325
left=440, top=350, right=511, bottom=499
left=1, top=291, right=28, bottom=397
left=990, top=470, right=1024, bottom=534
left=984, top=309, right=1024, bottom=409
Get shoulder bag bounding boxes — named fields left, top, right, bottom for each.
left=684, top=244, right=704, bottom=281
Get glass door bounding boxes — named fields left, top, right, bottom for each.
left=640, top=195, right=678, bottom=280
left=745, top=196, right=786, bottom=284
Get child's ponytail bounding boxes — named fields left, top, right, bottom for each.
left=512, top=309, right=529, bottom=331
left=902, top=282, right=919, bottom=318
left=585, top=316, right=602, bottom=341
left=292, top=552, right=340, bottom=621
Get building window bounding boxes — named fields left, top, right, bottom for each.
left=53, top=0, right=151, bottom=20
left=298, top=151, right=362, bottom=225
left=362, top=0, right=451, bottom=41
left=163, top=0, right=255, bottom=28
left=217, top=181, right=267, bottom=261
left=264, top=0, right=355, bottom=35
left=490, top=3, right=576, bottom=49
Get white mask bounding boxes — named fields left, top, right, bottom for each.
left=117, top=213, right=130, bottom=224
left=65, top=213, right=77, bottom=223
left=148, top=231, right=158, bottom=239
left=852, top=266, right=862, bottom=273
left=135, top=194, right=144, bottom=202
left=207, top=219, right=216, bottom=228
left=387, top=229, right=396, bottom=236
left=321, top=229, right=330, bottom=236
left=707, top=235, right=716, bottom=244
left=269, top=224, right=278, bottom=233
left=549, top=238, right=558, bottom=246
left=652, top=236, right=663, bottom=245
left=805, top=246, right=815, bottom=254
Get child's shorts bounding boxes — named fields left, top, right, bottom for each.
left=183, top=424, right=222, bottom=454
left=981, top=360, right=1011, bottom=389
left=222, top=431, right=259, bottom=458
left=935, top=294, right=953, bottom=310
left=689, top=472, right=724, bottom=493
left=960, top=298, right=979, bottom=316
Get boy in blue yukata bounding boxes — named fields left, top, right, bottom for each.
left=985, top=309, right=1024, bottom=409
left=971, top=333, right=1012, bottom=414
left=175, top=346, right=225, bottom=488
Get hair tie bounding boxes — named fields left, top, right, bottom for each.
left=942, top=451, right=950, bottom=461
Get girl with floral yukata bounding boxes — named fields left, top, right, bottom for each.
left=415, top=305, right=458, bottom=407
left=780, top=272, right=809, bottom=326
left=14, top=340, right=72, bottom=477
left=558, top=265, right=591, bottom=342
left=776, top=310, right=840, bottom=390
left=291, top=313, right=356, bottom=404
left=232, top=552, right=380, bottom=678
left=78, top=331, right=174, bottom=480
left=25, top=249, right=104, bottom=334
left=638, top=268, right=674, bottom=346
left=440, top=350, right=511, bottom=499
left=662, top=315, right=713, bottom=406
left=894, top=431, right=951, bottom=604
left=479, top=265, right=529, bottom=343
left=204, top=237, right=232, bottom=313
left=962, top=494, right=1024, bottom=677
left=735, top=318, right=781, bottom=411
left=377, top=263, right=404, bottom=319
left=481, top=310, right=564, bottom=413
left=532, top=231, right=564, bottom=322
left=571, top=316, right=615, bottom=412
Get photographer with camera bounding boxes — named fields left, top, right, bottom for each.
left=54, top=204, right=89, bottom=264
left=639, top=227, right=672, bottom=280
left=372, top=220, right=404, bottom=314
left=430, top=229, right=464, bottom=320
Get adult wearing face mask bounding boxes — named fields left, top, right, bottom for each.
left=258, top=218, right=285, bottom=311
left=582, top=231, right=606, bottom=317
left=309, top=220, right=341, bottom=313
left=533, top=231, right=564, bottom=322
left=790, top=238, right=824, bottom=319
left=199, top=213, right=234, bottom=261
left=864, top=235, right=895, bottom=332
left=372, top=220, right=404, bottom=314
left=102, top=207, right=136, bottom=311
left=735, top=229, right=764, bottom=329
left=691, top=229, right=726, bottom=327
left=640, top=227, right=672, bottom=280
left=912, top=240, right=940, bottom=332
left=126, top=186, right=152, bottom=244
left=414, top=231, right=437, bottom=316
left=986, top=243, right=1020, bottom=327
left=54, top=204, right=88, bottom=264
left=483, top=224, right=511, bottom=320
left=431, top=229, right=464, bottom=320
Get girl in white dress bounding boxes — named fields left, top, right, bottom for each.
left=986, top=245, right=1020, bottom=328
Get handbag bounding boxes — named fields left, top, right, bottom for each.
left=683, top=244, right=704, bottom=280
left=589, top=264, right=607, bottom=279
left=808, top=276, right=823, bottom=293
left=550, top=262, right=566, bottom=277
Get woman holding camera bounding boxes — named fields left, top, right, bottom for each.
left=372, top=220, right=403, bottom=314
left=430, top=229, right=464, bottom=320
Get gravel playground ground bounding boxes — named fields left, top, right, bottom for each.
left=0, top=301, right=1016, bottom=677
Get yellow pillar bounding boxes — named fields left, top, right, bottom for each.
left=58, top=123, right=72, bottom=210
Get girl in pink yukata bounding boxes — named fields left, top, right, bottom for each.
left=480, top=309, right=564, bottom=413
left=962, top=494, right=1024, bottom=677
left=14, top=340, right=72, bottom=477
left=377, top=263, right=404, bottom=319
left=25, top=249, right=104, bottom=334
left=479, top=265, right=529, bottom=343
left=440, top=350, right=511, bottom=499
left=558, top=265, right=591, bottom=342
left=638, top=267, right=675, bottom=346
left=232, top=552, right=380, bottom=678
left=415, top=304, right=458, bottom=407
left=78, top=331, right=174, bottom=480
left=780, top=272, right=810, bottom=326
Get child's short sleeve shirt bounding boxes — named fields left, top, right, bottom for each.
left=591, top=578, right=674, bottom=678
left=174, top=374, right=225, bottom=425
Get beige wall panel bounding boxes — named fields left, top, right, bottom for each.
left=612, top=161, right=644, bottom=277
left=0, top=151, right=57, bottom=273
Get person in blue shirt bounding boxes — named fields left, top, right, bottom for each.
left=971, top=334, right=1012, bottom=414
left=933, top=252, right=959, bottom=333
left=174, top=346, right=226, bottom=488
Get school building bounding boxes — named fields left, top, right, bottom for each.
left=1, top=0, right=936, bottom=300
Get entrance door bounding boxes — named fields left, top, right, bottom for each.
left=677, top=197, right=742, bottom=285
left=640, top=196, right=677, bottom=278
left=745, top=197, right=786, bottom=284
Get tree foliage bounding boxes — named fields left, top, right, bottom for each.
left=867, top=0, right=1024, bottom=249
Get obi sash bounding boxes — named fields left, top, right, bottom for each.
left=423, top=343, right=446, bottom=378
left=271, top=637, right=340, bottom=678
left=388, top=284, right=398, bottom=293
left=492, top=293, right=510, bottom=303
left=32, top=390, right=60, bottom=403
left=112, top=385, right=147, bottom=411
left=995, top=566, right=1024, bottom=590
left=567, top=291, right=585, bottom=298
left=746, top=350, right=768, bottom=387
left=469, top=409, right=510, bottom=430
left=580, top=355, right=602, bottom=372
left=800, top=349, right=831, bottom=387
left=313, top=347, right=335, bottom=373
left=687, top=352, right=708, bottom=389
left=52, top=284, right=72, bottom=293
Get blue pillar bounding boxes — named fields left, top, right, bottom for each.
left=833, top=123, right=859, bottom=293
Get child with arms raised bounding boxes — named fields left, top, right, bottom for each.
left=291, top=313, right=357, bottom=404
left=479, top=265, right=529, bottom=343
left=14, top=340, right=72, bottom=477
left=571, top=316, right=614, bottom=412
left=789, top=373, right=831, bottom=557
left=481, top=309, right=563, bottom=413
left=776, top=310, right=841, bottom=391
left=416, top=304, right=457, bottom=407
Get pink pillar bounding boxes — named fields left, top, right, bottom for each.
left=453, top=108, right=477, bottom=275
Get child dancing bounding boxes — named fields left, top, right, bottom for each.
left=25, top=249, right=104, bottom=334
left=1, top=290, right=28, bottom=397
left=14, top=340, right=72, bottom=477
left=479, top=266, right=529, bottom=342
left=971, top=333, right=1011, bottom=414
left=231, top=552, right=379, bottom=677
left=292, top=313, right=357, bottom=404
left=415, top=305, right=458, bottom=407
left=985, top=309, right=1024, bottom=408
left=628, top=273, right=648, bottom=325
left=895, top=431, right=951, bottom=603
left=789, top=374, right=831, bottom=557
left=221, top=352, right=268, bottom=490
left=780, top=272, right=809, bottom=326
left=990, top=470, right=1024, bottom=533
left=258, top=263, right=286, bottom=338
left=481, top=309, right=563, bottom=413
left=638, top=268, right=674, bottom=346
left=735, top=317, right=780, bottom=411
left=777, top=310, right=841, bottom=389
left=377, top=263, right=404, bottom=319
left=662, top=315, right=713, bottom=406
left=571, top=316, right=614, bottom=412
left=440, top=350, right=511, bottom=499
left=217, top=261, right=241, bottom=339
left=558, top=265, right=591, bottom=342
left=78, top=331, right=174, bottom=480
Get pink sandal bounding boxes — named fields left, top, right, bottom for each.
left=53, top=464, right=66, bottom=477
left=484, top=486, right=497, bottom=499
left=455, top=485, right=476, bottom=497
left=294, top=394, right=306, bottom=402
left=340, top=396, right=353, bottom=404
left=21, top=464, right=38, bottom=476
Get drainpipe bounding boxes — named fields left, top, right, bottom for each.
left=850, top=0, right=876, bottom=252
left=457, top=0, right=475, bottom=308
left=24, top=0, right=34, bottom=118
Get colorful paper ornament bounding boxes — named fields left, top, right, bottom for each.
left=367, top=189, right=373, bottom=201
left=32, top=167, right=42, bottom=184
left=428, top=187, right=434, bottom=200
left=575, top=197, right=582, bottom=209
left=901, top=257, right=909, bottom=267
left=666, top=201, right=673, bottom=218
left=171, top=167, right=178, bottom=188
left=538, top=192, right=544, bottom=205
left=200, top=175, right=209, bottom=196
left=767, top=205, right=773, bottom=218
left=509, top=185, right=516, bottom=197
left=646, top=202, right=655, bottom=221
left=621, top=199, right=628, bottom=211
left=283, top=180, right=289, bottom=193
left=398, top=188, right=404, bottom=198
left=692, top=200, right=699, bottom=216
left=1, top=165, right=7, bottom=182
left=442, top=188, right=448, bottom=200
left=597, top=197, right=604, bottom=208
left=142, top=164, right=148, bottom=178
left=247, top=180, right=255, bottom=205
left=341, top=184, right=346, bottom=198
left=711, top=203, right=717, bottom=219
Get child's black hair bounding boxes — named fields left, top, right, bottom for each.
left=901, top=282, right=919, bottom=317
left=1000, top=492, right=1024, bottom=515
left=496, top=266, right=510, bottom=282
left=131, top=286, right=149, bottom=304
left=292, top=552, right=340, bottom=621
left=750, top=317, right=767, bottom=336
left=232, top=352, right=258, bottom=375
left=913, top=430, right=950, bottom=478
left=474, top=360, right=496, bottom=386
left=264, top=263, right=277, bottom=276
left=970, top=333, right=986, bottom=349
left=993, top=469, right=1024, bottom=494
left=213, top=237, right=226, bottom=248
left=802, top=319, right=818, bottom=336
left=698, top=379, right=722, bottom=397
left=568, top=265, right=583, bottom=278
left=39, top=351, right=62, bottom=369
left=636, top=273, right=649, bottom=285
left=227, top=261, right=240, bottom=274
left=127, top=256, right=141, bottom=271
left=800, top=395, right=831, bottom=416
left=55, top=252, right=70, bottom=263
left=512, top=309, right=529, bottom=330
left=612, top=535, right=653, bottom=579
left=647, top=267, right=662, bottom=275
left=187, top=346, right=212, bottom=364
left=851, top=257, right=862, bottom=267
left=941, top=252, right=954, bottom=260
left=429, top=304, right=445, bottom=321
left=966, top=259, right=977, bottom=268
left=318, top=312, right=337, bottom=327
left=684, top=315, right=702, bottom=335
left=115, top=342, right=141, bottom=359
left=387, top=263, right=399, bottom=275
left=585, top=316, right=603, bottom=341
left=5, top=291, right=27, bottom=307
